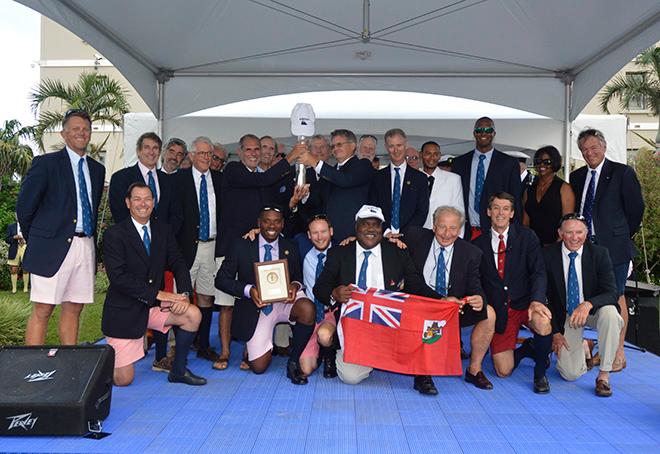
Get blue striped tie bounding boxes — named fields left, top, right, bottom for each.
left=567, top=251, right=580, bottom=315
left=142, top=225, right=151, bottom=256
left=474, top=154, right=486, bottom=218
left=262, top=244, right=274, bottom=315
left=358, top=251, right=371, bottom=289
left=313, top=252, right=326, bottom=323
left=147, top=170, right=158, bottom=208
left=199, top=173, right=209, bottom=241
left=391, top=167, right=401, bottom=231
left=435, top=247, right=446, bottom=296
left=582, top=170, right=596, bottom=238
left=78, top=157, right=93, bottom=237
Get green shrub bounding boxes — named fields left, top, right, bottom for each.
left=94, top=268, right=109, bottom=293
left=633, top=148, right=660, bottom=284
left=0, top=296, right=31, bottom=345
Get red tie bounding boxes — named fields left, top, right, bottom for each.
left=497, top=234, right=506, bottom=280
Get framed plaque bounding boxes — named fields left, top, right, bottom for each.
left=254, top=259, right=290, bottom=304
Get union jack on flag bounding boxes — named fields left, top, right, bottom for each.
left=373, top=289, right=409, bottom=302
left=370, top=304, right=402, bottom=328
left=343, top=300, right=364, bottom=320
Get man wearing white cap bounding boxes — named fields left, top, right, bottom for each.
left=313, top=205, right=438, bottom=387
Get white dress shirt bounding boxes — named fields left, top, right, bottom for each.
left=468, top=148, right=493, bottom=227
left=579, top=159, right=605, bottom=236
left=137, top=161, right=160, bottom=201
left=131, top=217, right=151, bottom=244
left=66, top=146, right=93, bottom=234
left=355, top=242, right=385, bottom=289
left=490, top=226, right=510, bottom=269
left=422, top=238, right=454, bottom=292
left=561, top=243, right=585, bottom=304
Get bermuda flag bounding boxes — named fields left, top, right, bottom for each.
left=340, top=286, right=462, bottom=376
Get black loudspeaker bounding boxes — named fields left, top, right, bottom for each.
left=625, top=280, right=660, bottom=356
left=0, top=345, right=114, bottom=436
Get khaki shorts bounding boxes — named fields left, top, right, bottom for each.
left=214, top=256, right=235, bottom=306
left=7, top=244, right=26, bottom=267
left=189, top=241, right=216, bottom=296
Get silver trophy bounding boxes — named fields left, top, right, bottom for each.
left=290, top=103, right=316, bottom=187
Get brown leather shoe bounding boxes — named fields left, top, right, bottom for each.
left=465, top=370, right=493, bottom=390
left=595, top=378, right=612, bottom=397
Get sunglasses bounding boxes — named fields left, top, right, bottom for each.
left=406, top=155, right=419, bottom=161
left=474, top=127, right=495, bottom=134
left=560, top=213, right=588, bottom=227
left=261, top=205, right=283, bottom=214
left=533, top=158, right=552, bottom=166
left=211, top=155, right=226, bottom=163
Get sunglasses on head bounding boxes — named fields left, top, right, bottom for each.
left=474, top=127, right=494, bottom=134
left=405, top=155, right=419, bottom=161
left=560, top=213, right=588, bottom=227
left=534, top=158, right=552, bottom=166
left=261, top=205, right=283, bottom=214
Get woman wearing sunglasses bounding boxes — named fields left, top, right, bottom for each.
left=523, top=146, right=575, bottom=246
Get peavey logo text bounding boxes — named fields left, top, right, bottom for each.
left=6, top=412, right=38, bottom=431
left=24, top=369, right=56, bottom=382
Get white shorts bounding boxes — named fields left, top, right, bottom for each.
left=214, top=256, right=235, bottom=307
left=189, top=241, right=216, bottom=296
left=30, top=237, right=95, bottom=305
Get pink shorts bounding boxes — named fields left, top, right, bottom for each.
left=300, top=311, right=337, bottom=361
left=31, top=237, right=95, bottom=305
left=246, top=290, right=306, bottom=361
left=106, top=307, right=171, bottom=368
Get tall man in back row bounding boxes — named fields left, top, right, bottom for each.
left=452, top=117, right=521, bottom=240
left=18, top=109, right=105, bottom=345
left=570, top=128, right=644, bottom=372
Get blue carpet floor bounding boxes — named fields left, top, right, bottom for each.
left=2, top=325, right=659, bottom=453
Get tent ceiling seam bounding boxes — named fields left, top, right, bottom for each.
left=256, top=0, right=358, bottom=36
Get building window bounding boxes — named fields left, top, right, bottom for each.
left=627, top=72, right=647, bottom=111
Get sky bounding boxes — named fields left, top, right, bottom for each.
left=0, top=0, right=40, bottom=128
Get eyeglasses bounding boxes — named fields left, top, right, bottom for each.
left=307, top=213, right=330, bottom=225
left=331, top=141, right=354, bottom=149
left=474, top=127, right=495, bottom=134
left=64, top=108, right=90, bottom=120
left=533, top=158, right=552, bottom=166
left=560, top=213, right=588, bottom=227
left=577, top=128, right=605, bottom=143
left=405, top=155, right=419, bottom=161
left=275, top=152, right=286, bottom=159
left=194, top=151, right=213, bottom=157
left=212, top=155, right=226, bottom=163
left=261, top=205, right=283, bottom=214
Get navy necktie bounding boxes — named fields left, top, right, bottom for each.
left=199, top=173, right=209, bottom=241
left=474, top=154, right=486, bottom=220
left=428, top=175, right=435, bottom=196
left=567, top=251, right=580, bottom=315
left=147, top=170, right=158, bottom=208
left=435, top=247, right=446, bottom=296
left=358, top=251, right=371, bottom=289
left=582, top=170, right=596, bottom=237
left=262, top=244, right=274, bottom=315
left=78, top=157, right=93, bottom=237
left=142, top=225, right=151, bottom=256
left=313, top=252, right=326, bottom=323
left=391, top=167, right=401, bottom=231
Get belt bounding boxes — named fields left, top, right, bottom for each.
left=73, top=232, right=88, bottom=237
left=198, top=237, right=216, bottom=243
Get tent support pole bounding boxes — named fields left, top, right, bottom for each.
left=155, top=70, right=173, bottom=138
left=562, top=75, right=574, bottom=181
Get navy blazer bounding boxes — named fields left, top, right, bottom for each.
left=5, top=223, right=20, bottom=260
left=218, top=159, right=294, bottom=257
left=101, top=218, right=192, bottom=339
left=543, top=241, right=617, bottom=335
left=569, top=158, right=644, bottom=264
left=216, top=237, right=302, bottom=341
left=318, top=155, right=375, bottom=242
left=313, top=240, right=437, bottom=307
left=368, top=165, right=429, bottom=233
left=173, top=168, right=223, bottom=268
left=452, top=149, right=522, bottom=235
left=472, top=223, right=546, bottom=334
left=17, top=148, right=105, bottom=277
left=108, top=163, right=182, bottom=232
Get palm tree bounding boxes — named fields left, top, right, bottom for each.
left=30, top=72, right=130, bottom=159
left=598, top=46, right=660, bottom=150
left=0, top=120, right=34, bottom=190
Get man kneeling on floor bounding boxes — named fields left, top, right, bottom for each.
left=216, top=205, right=316, bottom=384
left=102, top=182, right=206, bottom=386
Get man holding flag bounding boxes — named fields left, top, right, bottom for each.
left=314, top=205, right=460, bottom=391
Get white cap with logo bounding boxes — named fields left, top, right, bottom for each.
left=355, top=205, right=385, bottom=222
left=290, top=103, right=316, bottom=137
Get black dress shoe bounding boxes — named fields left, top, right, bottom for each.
left=273, top=346, right=291, bottom=357
left=413, top=375, right=438, bottom=395
left=533, top=375, right=550, bottom=394
left=465, top=370, right=493, bottom=390
left=322, top=353, right=337, bottom=379
left=168, top=368, right=207, bottom=386
left=286, top=360, right=308, bottom=385
left=196, top=347, right=220, bottom=362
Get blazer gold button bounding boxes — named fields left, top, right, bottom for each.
left=67, top=238, right=72, bottom=243
left=149, top=279, right=153, bottom=284
left=504, top=286, right=508, bottom=291
left=73, top=219, right=77, bottom=223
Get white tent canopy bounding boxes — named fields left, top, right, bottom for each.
left=18, top=0, right=660, bottom=122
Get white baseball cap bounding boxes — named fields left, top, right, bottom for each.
left=355, top=205, right=385, bottom=222
left=290, top=103, right=316, bottom=137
